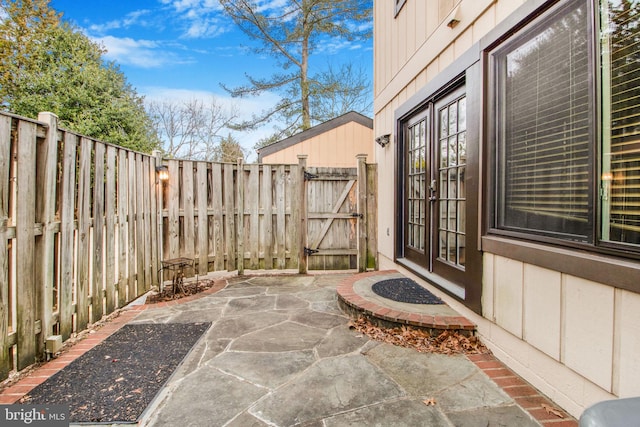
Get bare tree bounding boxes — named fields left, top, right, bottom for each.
left=310, top=62, right=372, bottom=123
left=147, top=97, right=238, bottom=160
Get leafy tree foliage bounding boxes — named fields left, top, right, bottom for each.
left=212, top=133, right=245, bottom=163
left=0, top=0, right=159, bottom=152
left=219, top=0, right=372, bottom=148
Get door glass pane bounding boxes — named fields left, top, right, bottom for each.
left=437, top=95, right=467, bottom=269
left=600, top=0, right=640, bottom=246
left=407, top=116, right=428, bottom=252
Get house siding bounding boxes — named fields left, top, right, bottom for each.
left=374, top=0, right=640, bottom=418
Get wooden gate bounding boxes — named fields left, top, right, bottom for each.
left=302, top=155, right=377, bottom=271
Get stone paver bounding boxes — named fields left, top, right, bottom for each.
left=135, top=274, right=543, bottom=427
left=0, top=273, right=574, bottom=426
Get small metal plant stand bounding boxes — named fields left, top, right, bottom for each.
left=159, top=257, right=196, bottom=295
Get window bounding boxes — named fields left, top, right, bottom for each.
left=600, top=0, right=640, bottom=246
left=490, top=0, right=640, bottom=254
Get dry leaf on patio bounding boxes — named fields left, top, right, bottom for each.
left=541, top=403, right=564, bottom=418
left=423, top=398, right=437, bottom=406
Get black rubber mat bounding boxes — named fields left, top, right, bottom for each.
left=372, top=278, right=444, bottom=305
left=21, top=322, right=210, bottom=423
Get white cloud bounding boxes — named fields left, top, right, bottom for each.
left=93, top=35, right=187, bottom=68
left=89, top=9, right=152, bottom=34
left=160, top=0, right=228, bottom=39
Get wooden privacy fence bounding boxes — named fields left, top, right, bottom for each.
left=158, top=154, right=377, bottom=275
left=0, top=111, right=162, bottom=381
left=0, top=110, right=377, bottom=382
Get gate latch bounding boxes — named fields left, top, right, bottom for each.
left=350, top=212, right=363, bottom=219
left=304, top=171, right=319, bottom=180
left=304, top=247, right=320, bottom=256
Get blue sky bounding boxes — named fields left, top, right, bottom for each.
left=48, top=0, right=373, bottom=159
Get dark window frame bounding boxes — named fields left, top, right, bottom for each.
left=486, top=0, right=640, bottom=262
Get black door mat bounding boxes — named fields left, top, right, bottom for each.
left=372, top=278, right=444, bottom=305
left=21, top=322, right=210, bottom=424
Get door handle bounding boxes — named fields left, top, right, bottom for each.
left=429, top=179, right=437, bottom=202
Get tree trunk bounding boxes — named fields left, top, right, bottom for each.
left=301, top=7, right=311, bottom=130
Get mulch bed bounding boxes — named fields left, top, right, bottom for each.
left=372, top=278, right=444, bottom=304
left=21, top=323, right=210, bottom=423
left=146, top=279, right=216, bottom=304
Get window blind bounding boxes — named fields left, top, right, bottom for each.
left=603, top=0, right=640, bottom=245
left=498, top=0, right=593, bottom=240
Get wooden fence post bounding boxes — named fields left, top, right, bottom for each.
left=236, top=158, right=244, bottom=275
left=298, top=155, right=308, bottom=274
left=153, top=151, right=164, bottom=287
left=0, top=115, right=12, bottom=377
left=356, top=154, right=368, bottom=272
left=16, top=120, right=37, bottom=370
left=35, top=112, right=59, bottom=356
left=366, top=164, right=379, bottom=270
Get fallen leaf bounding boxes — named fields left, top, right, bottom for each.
left=423, top=398, right=437, bottom=406
left=541, top=403, right=564, bottom=418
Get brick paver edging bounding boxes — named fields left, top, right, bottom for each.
left=338, top=271, right=578, bottom=426
left=336, top=270, right=475, bottom=331
left=468, top=353, right=578, bottom=426
left=0, top=278, right=229, bottom=404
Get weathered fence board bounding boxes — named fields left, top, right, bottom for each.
left=15, top=120, right=37, bottom=370
left=92, top=142, right=105, bottom=323
left=0, top=115, right=11, bottom=378
left=211, top=163, right=224, bottom=271
left=59, top=133, right=77, bottom=340
left=127, top=152, right=137, bottom=301
left=105, top=146, right=117, bottom=314
left=76, top=138, right=92, bottom=332
left=196, top=162, right=208, bottom=275
left=117, top=149, right=128, bottom=308
left=261, top=164, right=273, bottom=270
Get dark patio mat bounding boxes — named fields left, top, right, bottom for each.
left=22, top=322, right=210, bottom=424
left=372, top=277, right=444, bottom=304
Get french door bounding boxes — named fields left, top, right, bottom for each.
left=403, top=86, right=467, bottom=283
